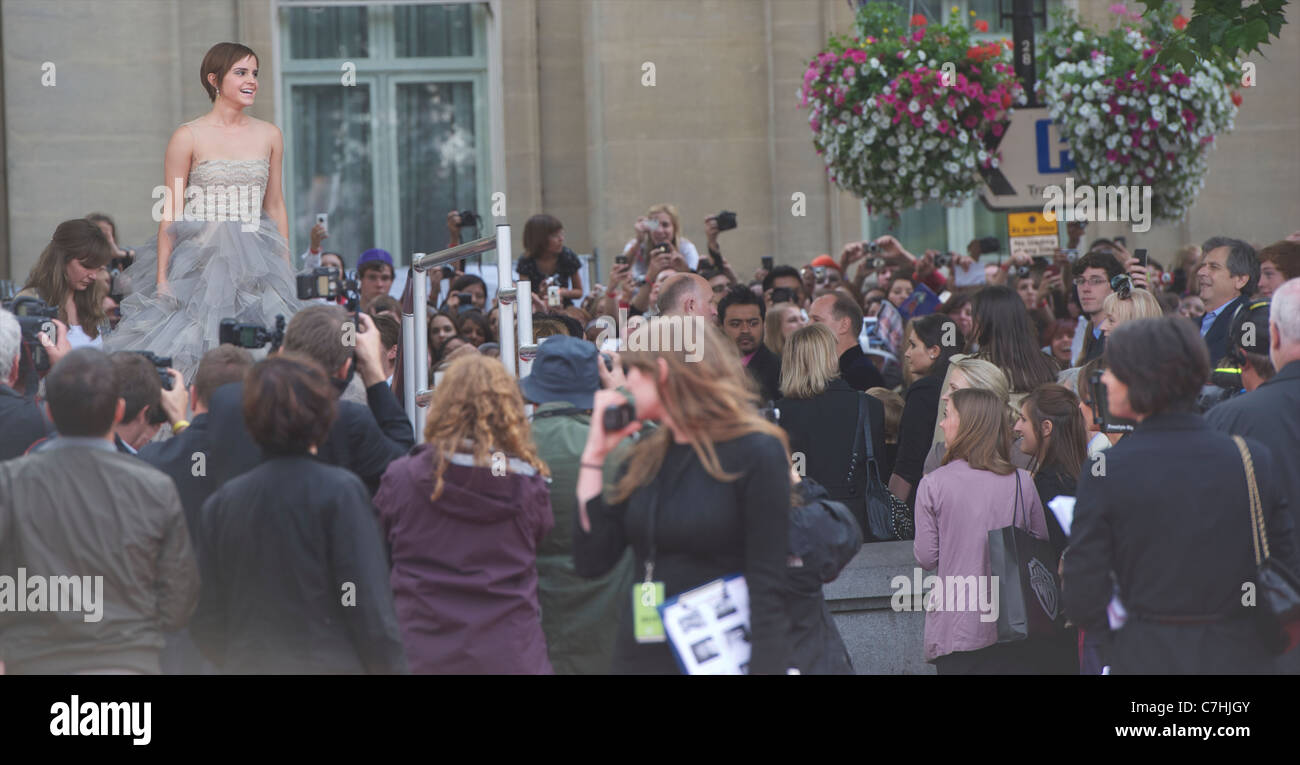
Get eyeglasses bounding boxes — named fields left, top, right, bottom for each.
left=712, top=284, right=729, bottom=293
left=1073, top=276, right=1109, bottom=288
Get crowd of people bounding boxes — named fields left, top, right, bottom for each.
left=2, top=203, right=1300, bottom=675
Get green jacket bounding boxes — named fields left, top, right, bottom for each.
left=531, top=402, right=635, bottom=675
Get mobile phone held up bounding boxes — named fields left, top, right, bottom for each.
left=315, top=213, right=328, bottom=231
left=761, top=256, right=774, bottom=271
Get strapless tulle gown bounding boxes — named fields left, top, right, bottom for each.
left=104, top=159, right=306, bottom=380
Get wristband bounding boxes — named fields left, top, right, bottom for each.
left=580, top=462, right=604, bottom=471
left=310, top=247, right=321, bottom=255
left=172, top=420, right=190, bottom=435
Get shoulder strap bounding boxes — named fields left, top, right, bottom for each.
left=1012, top=469, right=1026, bottom=532
left=1231, top=435, right=1268, bottom=565
left=860, top=393, right=876, bottom=463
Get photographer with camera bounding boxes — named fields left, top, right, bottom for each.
left=0, top=308, right=56, bottom=460
left=107, top=352, right=188, bottom=455
left=17, top=218, right=115, bottom=349
left=206, top=305, right=414, bottom=494
left=702, top=212, right=740, bottom=284
left=517, top=214, right=584, bottom=308
left=622, top=204, right=700, bottom=278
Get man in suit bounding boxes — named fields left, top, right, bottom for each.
left=1207, top=278, right=1300, bottom=673
left=809, top=292, right=885, bottom=391
left=139, top=345, right=254, bottom=535
left=207, top=306, right=414, bottom=494
left=0, top=308, right=54, bottom=461
left=1197, top=236, right=1258, bottom=365
left=108, top=352, right=185, bottom=455
left=0, top=348, right=198, bottom=674
left=718, top=286, right=781, bottom=403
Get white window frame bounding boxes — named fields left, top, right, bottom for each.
left=270, top=0, right=501, bottom=264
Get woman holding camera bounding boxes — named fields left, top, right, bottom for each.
left=517, top=214, right=583, bottom=307
left=622, top=203, right=699, bottom=278
left=192, top=353, right=407, bottom=674
left=1064, top=317, right=1300, bottom=673
left=19, top=218, right=115, bottom=347
left=374, top=353, right=554, bottom=674
left=574, top=319, right=793, bottom=674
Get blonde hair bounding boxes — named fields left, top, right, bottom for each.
left=950, top=357, right=1010, bottom=406
left=645, top=203, right=682, bottom=250
left=1101, top=287, right=1162, bottom=330
left=764, top=302, right=797, bottom=357
left=423, top=353, right=549, bottom=501
left=612, top=318, right=790, bottom=503
left=867, top=387, right=905, bottom=443
left=779, top=323, right=839, bottom=400
left=943, top=388, right=1016, bottom=475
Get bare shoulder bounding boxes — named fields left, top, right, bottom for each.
left=251, top=117, right=282, bottom=141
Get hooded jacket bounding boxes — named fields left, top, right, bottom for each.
left=374, top=443, right=554, bottom=674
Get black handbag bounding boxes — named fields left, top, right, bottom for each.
left=989, top=470, right=1065, bottom=643
left=847, top=394, right=913, bottom=541
left=1232, top=436, right=1300, bottom=655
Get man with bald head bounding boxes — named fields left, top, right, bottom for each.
left=655, top=272, right=719, bottom=321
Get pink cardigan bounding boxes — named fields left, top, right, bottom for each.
left=913, top=460, right=1048, bottom=662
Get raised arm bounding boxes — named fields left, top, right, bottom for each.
left=264, top=124, right=291, bottom=257
left=157, top=125, right=196, bottom=292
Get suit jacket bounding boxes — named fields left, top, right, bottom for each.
left=1207, top=362, right=1300, bottom=665
left=207, top=379, right=415, bottom=494
left=138, top=414, right=213, bottom=541
left=1203, top=294, right=1246, bottom=364
left=838, top=345, right=886, bottom=391
left=1064, top=412, right=1299, bottom=674
left=0, top=385, right=52, bottom=462
left=746, top=344, right=782, bottom=404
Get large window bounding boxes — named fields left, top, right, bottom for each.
left=279, top=3, right=489, bottom=266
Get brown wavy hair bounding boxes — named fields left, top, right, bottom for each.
left=23, top=218, right=113, bottom=338
left=423, top=353, right=549, bottom=501
left=611, top=317, right=791, bottom=504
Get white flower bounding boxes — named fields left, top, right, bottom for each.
left=1122, top=135, right=1132, bottom=146
left=909, top=100, right=920, bottom=114
left=1073, top=31, right=1085, bottom=43
left=957, top=131, right=969, bottom=144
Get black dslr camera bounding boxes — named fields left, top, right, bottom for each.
left=714, top=211, right=738, bottom=231
left=133, top=350, right=174, bottom=391
left=602, top=400, right=637, bottom=432
left=220, top=315, right=287, bottom=352
left=108, top=249, right=135, bottom=278
left=1089, top=368, right=1136, bottom=434
left=3, top=296, right=59, bottom=375
left=297, top=266, right=360, bottom=313
left=457, top=210, right=481, bottom=229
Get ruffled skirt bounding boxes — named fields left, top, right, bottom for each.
left=104, top=216, right=306, bottom=381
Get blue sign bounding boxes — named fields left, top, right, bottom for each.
left=1035, top=119, right=1075, bottom=174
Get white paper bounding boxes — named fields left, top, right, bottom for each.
left=952, top=261, right=986, bottom=287
left=659, top=576, right=751, bottom=675
left=1048, top=495, right=1076, bottom=539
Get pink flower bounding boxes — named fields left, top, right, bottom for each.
left=1202, top=135, right=1215, bottom=144
left=844, top=66, right=856, bottom=78
left=1108, top=3, right=1128, bottom=15
left=991, top=122, right=1004, bottom=136
left=1106, top=149, right=1120, bottom=162
left=937, top=120, right=950, bottom=134
left=964, top=115, right=979, bottom=128
left=911, top=114, right=924, bottom=128
left=898, top=51, right=906, bottom=59
left=912, top=29, right=925, bottom=42
left=1090, top=50, right=1102, bottom=60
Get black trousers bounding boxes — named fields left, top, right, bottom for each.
left=933, top=638, right=1063, bottom=675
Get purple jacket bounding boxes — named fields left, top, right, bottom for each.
left=374, top=444, right=554, bottom=674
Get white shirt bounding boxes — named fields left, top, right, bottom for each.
left=623, top=237, right=700, bottom=276
left=66, top=324, right=102, bottom=350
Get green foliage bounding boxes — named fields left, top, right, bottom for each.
left=1138, top=0, right=1288, bottom=68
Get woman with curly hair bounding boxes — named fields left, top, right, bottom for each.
left=373, top=353, right=554, bottom=674
left=574, top=318, right=794, bottom=674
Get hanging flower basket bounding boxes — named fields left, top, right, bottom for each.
left=799, top=3, right=1024, bottom=218
left=1038, top=6, right=1241, bottom=224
